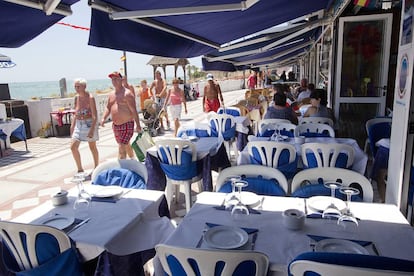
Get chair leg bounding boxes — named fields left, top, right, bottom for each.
left=184, top=181, right=192, bottom=213
left=164, top=180, right=174, bottom=209
left=24, top=140, right=28, bottom=151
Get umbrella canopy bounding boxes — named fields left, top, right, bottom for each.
left=0, top=54, right=16, bottom=68
left=0, top=0, right=79, bottom=48
left=88, top=0, right=333, bottom=58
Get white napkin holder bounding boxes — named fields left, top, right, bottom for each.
left=282, top=209, right=305, bottom=230
left=52, top=190, right=68, bottom=206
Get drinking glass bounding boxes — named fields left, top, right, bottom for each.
left=337, top=187, right=360, bottom=227
left=231, top=180, right=250, bottom=218
left=322, top=182, right=343, bottom=220
left=72, top=172, right=91, bottom=219
left=224, top=175, right=241, bottom=210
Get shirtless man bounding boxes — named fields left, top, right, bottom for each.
left=100, top=71, right=142, bottom=159
left=150, top=70, right=170, bottom=130
left=203, top=73, right=224, bottom=113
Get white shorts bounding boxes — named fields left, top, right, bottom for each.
left=72, top=119, right=99, bottom=142
left=169, top=104, right=182, bottom=120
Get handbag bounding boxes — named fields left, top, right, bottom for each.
left=131, top=130, right=155, bottom=162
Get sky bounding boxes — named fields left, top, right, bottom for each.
left=0, top=1, right=202, bottom=83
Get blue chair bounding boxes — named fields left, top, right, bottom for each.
left=156, top=244, right=269, bottom=276
left=365, top=117, right=392, bottom=157
left=291, top=167, right=373, bottom=202
left=91, top=159, right=147, bottom=189
left=247, top=141, right=297, bottom=180
left=257, top=119, right=291, bottom=137
left=215, top=164, right=288, bottom=196
left=301, top=142, right=354, bottom=170
left=156, top=139, right=202, bottom=214
left=0, top=221, right=82, bottom=276
left=288, top=252, right=414, bottom=276
left=217, top=106, right=241, bottom=117
left=294, top=123, right=335, bottom=138
left=11, top=123, right=28, bottom=151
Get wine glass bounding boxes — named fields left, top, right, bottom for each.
left=224, top=175, right=241, bottom=210
left=322, top=182, right=343, bottom=220
left=231, top=180, right=250, bottom=219
left=72, top=172, right=91, bottom=219
left=337, top=187, right=360, bottom=227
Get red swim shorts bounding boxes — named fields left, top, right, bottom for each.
left=112, top=121, right=134, bottom=144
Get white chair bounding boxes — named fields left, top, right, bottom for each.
left=294, top=123, right=335, bottom=138
left=0, top=221, right=82, bottom=275
left=215, top=164, right=289, bottom=195
left=258, top=119, right=291, bottom=136
left=156, top=139, right=202, bottom=214
left=299, top=116, right=334, bottom=127
left=217, top=106, right=241, bottom=116
left=289, top=252, right=414, bottom=276
left=291, top=167, right=373, bottom=202
left=91, top=159, right=148, bottom=184
left=156, top=244, right=269, bottom=276
left=301, top=142, right=354, bottom=169
left=276, top=122, right=297, bottom=137
left=207, top=112, right=237, bottom=160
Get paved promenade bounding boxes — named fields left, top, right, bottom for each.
left=0, top=89, right=246, bottom=220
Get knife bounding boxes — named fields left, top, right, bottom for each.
left=67, top=218, right=90, bottom=234
left=250, top=232, right=258, bottom=250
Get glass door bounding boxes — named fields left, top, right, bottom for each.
left=334, top=14, right=393, bottom=145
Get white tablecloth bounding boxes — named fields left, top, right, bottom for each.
left=0, top=118, right=24, bottom=148
left=13, top=187, right=174, bottom=260
left=159, top=192, right=414, bottom=275
left=237, top=137, right=368, bottom=175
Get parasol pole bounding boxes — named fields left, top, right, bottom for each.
left=122, top=51, right=127, bottom=77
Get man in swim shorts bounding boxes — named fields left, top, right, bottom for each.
left=203, top=73, right=224, bottom=113
left=100, top=71, right=142, bottom=159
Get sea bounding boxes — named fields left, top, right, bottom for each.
left=7, top=77, right=161, bottom=101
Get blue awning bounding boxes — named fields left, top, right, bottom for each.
left=0, top=0, right=79, bottom=48
left=88, top=0, right=332, bottom=58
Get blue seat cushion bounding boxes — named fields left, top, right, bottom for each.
left=93, top=168, right=146, bottom=189
left=210, top=119, right=236, bottom=140
left=249, top=148, right=298, bottom=179
left=158, top=150, right=199, bottom=180
left=304, top=152, right=350, bottom=169
left=218, top=176, right=286, bottom=196
left=368, top=121, right=391, bottom=156
left=299, top=131, right=330, bottom=137
left=291, top=183, right=363, bottom=201
left=177, top=129, right=210, bottom=138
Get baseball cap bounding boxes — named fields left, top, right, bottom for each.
left=206, top=73, right=214, bottom=81
left=108, top=71, right=122, bottom=79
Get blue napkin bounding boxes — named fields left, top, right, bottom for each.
left=206, top=222, right=258, bottom=234
left=306, top=213, right=360, bottom=220
left=91, top=197, right=118, bottom=203
left=213, top=205, right=261, bottom=215
left=307, top=234, right=372, bottom=247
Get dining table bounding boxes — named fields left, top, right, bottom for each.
left=145, top=136, right=231, bottom=192
left=155, top=191, right=414, bottom=275
left=237, top=136, right=368, bottom=175
left=11, top=186, right=175, bottom=275
left=0, top=118, right=24, bottom=148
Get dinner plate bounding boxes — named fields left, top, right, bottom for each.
left=93, top=186, right=124, bottom=198
left=307, top=196, right=346, bottom=213
left=315, top=239, right=369, bottom=254
left=38, top=215, right=75, bottom=230
left=239, top=191, right=260, bottom=206
left=203, top=225, right=248, bottom=249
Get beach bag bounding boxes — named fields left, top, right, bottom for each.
left=131, top=130, right=155, bottom=162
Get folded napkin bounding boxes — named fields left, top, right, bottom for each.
left=307, top=234, right=372, bottom=247
left=205, top=222, right=258, bottom=234
left=306, top=213, right=360, bottom=220
left=91, top=197, right=118, bottom=203
left=213, top=205, right=261, bottom=215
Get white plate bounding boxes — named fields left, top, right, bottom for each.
left=307, top=196, right=346, bottom=213
left=38, top=215, right=75, bottom=230
left=93, top=186, right=124, bottom=198
left=240, top=191, right=260, bottom=206
left=203, top=225, right=248, bottom=249
left=315, top=239, right=369, bottom=254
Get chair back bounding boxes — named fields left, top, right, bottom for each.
left=207, top=112, right=236, bottom=141
left=0, top=221, right=82, bottom=275
left=291, top=167, right=373, bottom=202
left=91, top=159, right=148, bottom=189
left=301, top=142, right=354, bottom=169
left=156, top=139, right=197, bottom=164
left=216, top=164, right=288, bottom=195
left=258, top=119, right=291, bottom=137
left=177, top=123, right=211, bottom=138
left=294, top=123, right=335, bottom=138
left=299, top=116, right=334, bottom=127
left=156, top=244, right=269, bottom=276
left=365, top=117, right=392, bottom=156
left=288, top=252, right=414, bottom=276
left=276, top=122, right=296, bottom=137
left=217, top=106, right=241, bottom=117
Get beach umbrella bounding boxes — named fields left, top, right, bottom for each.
left=0, top=54, right=16, bottom=68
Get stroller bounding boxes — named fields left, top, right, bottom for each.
left=141, top=99, right=164, bottom=137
